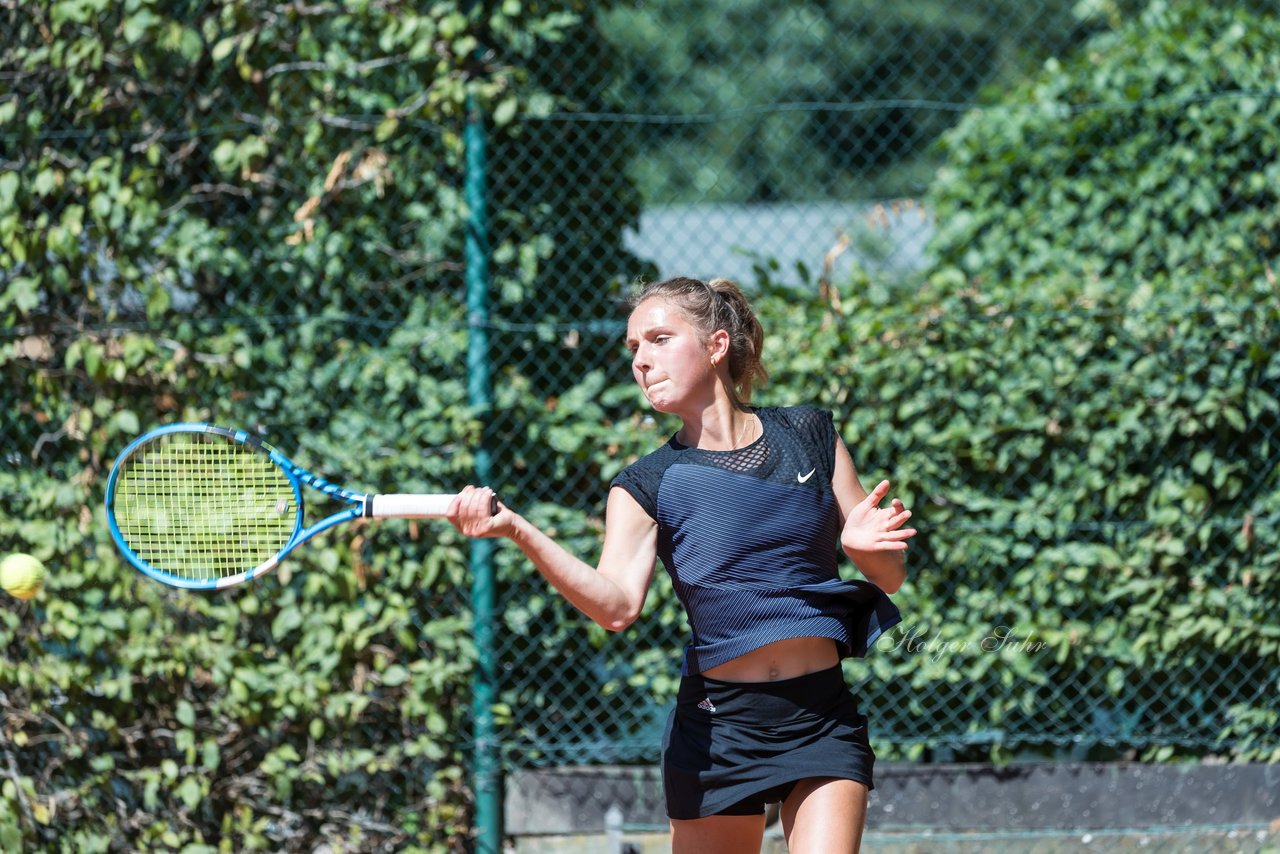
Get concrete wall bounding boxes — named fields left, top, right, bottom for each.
left=506, top=762, right=1280, bottom=852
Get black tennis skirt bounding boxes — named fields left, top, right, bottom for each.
left=661, top=664, right=875, bottom=820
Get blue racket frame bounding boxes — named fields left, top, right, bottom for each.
left=106, top=423, right=374, bottom=590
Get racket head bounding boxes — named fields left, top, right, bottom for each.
left=106, top=424, right=304, bottom=590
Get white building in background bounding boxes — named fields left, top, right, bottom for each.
left=623, top=202, right=934, bottom=285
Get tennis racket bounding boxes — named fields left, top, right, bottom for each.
left=105, top=423, right=496, bottom=590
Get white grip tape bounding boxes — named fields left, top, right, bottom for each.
left=369, top=493, right=454, bottom=518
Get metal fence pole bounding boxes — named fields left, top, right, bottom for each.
left=465, top=77, right=502, bottom=854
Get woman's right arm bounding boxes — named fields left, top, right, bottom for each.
left=448, top=485, right=658, bottom=632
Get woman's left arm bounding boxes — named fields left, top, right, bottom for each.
left=831, top=435, right=916, bottom=594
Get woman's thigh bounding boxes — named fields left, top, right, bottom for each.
left=780, top=777, right=868, bottom=854
left=670, top=813, right=767, bottom=854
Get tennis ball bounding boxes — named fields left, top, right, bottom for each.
left=1, top=553, right=46, bottom=600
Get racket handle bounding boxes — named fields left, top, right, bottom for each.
left=368, top=493, right=500, bottom=518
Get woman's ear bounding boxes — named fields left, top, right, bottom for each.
left=708, top=328, right=731, bottom=366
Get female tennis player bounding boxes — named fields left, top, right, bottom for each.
left=448, top=276, right=914, bottom=854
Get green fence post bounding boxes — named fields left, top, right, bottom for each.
left=465, top=74, right=502, bottom=854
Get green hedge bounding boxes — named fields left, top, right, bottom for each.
left=760, top=268, right=1279, bottom=761
left=4, top=1, right=1279, bottom=851
left=490, top=0, right=1280, bottom=765
left=0, top=1, right=631, bottom=850
left=929, top=1, right=1280, bottom=286
left=895, top=0, right=1280, bottom=758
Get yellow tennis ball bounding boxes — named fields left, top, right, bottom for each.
left=1, top=553, right=46, bottom=600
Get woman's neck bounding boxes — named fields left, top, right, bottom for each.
left=677, top=402, right=757, bottom=451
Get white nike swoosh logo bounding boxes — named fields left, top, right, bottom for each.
left=797, top=468, right=816, bottom=483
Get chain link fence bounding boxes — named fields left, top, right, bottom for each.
left=485, top=0, right=1280, bottom=766
left=3, top=0, right=1279, bottom=850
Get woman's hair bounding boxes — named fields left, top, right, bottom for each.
left=630, top=276, right=768, bottom=403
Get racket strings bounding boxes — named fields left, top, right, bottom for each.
left=112, top=433, right=298, bottom=581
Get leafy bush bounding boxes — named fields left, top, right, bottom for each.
left=0, top=1, right=637, bottom=850
left=885, top=0, right=1280, bottom=759
left=4, top=2, right=1279, bottom=851
left=929, top=1, right=1280, bottom=287
left=756, top=267, right=1279, bottom=762
left=487, top=242, right=1280, bottom=767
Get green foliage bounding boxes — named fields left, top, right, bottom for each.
left=752, top=258, right=1279, bottom=761
left=2, top=303, right=485, bottom=850
left=879, top=0, right=1280, bottom=760
left=0, top=0, right=635, bottom=849
left=929, top=1, right=1280, bottom=286
left=490, top=2, right=653, bottom=299
left=4, top=0, right=1280, bottom=850
left=597, top=0, right=1099, bottom=202
left=484, top=254, right=1279, bottom=767
left=497, top=0, right=1280, bottom=766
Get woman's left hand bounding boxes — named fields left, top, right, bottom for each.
left=840, top=479, right=916, bottom=554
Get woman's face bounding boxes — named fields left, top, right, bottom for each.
left=626, top=297, right=716, bottom=413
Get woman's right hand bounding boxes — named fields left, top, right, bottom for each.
left=447, top=485, right=516, bottom=539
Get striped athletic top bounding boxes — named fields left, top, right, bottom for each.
left=611, top=406, right=901, bottom=675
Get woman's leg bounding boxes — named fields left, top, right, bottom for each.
left=670, top=813, right=767, bottom=854
left=779, top=777, right=868, bottom=854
